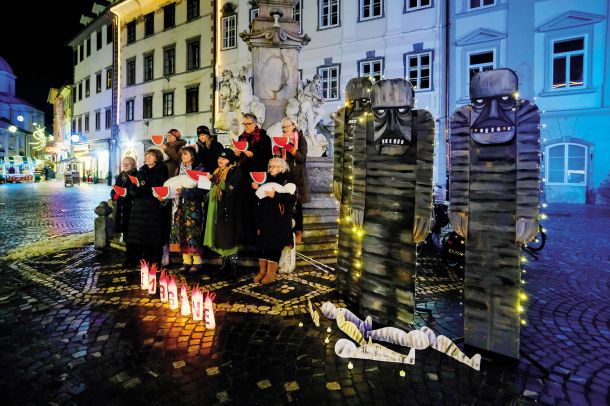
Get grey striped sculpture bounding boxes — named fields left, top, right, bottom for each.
left=356, top=78, right=434, bottom=327
left=333, top=77, right=373, bottom=303
left=449, top=68, right=540, bottom=359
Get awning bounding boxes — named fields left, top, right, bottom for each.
left=7, top=156, right=36, bottom=165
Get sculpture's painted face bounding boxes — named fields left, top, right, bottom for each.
left=345, top=77, right=373, bottom=111
left=371, top=79, right=414, bottom=156
left=469, top=69, right=519, bottom=144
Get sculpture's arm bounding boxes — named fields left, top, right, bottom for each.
left=413, top=110, right=435, bottom=244
left=515, top=100, right=541, bottom=244
left=448, top=106, right=471, bottom=239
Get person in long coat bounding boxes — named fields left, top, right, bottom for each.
left=203, top=148, right=242, bottom=275
left=195, top=125, right=224, bottom=173
left=169, top=146, right=207, bottom=273
left=111, top=156, right=138, bottom=266
left=252, top=158, right=297, bottom=284
left=235, top=113, right=272, bottom=246
left=277, top=118, right=311, bottom=243
left=126, top=148, right=169, bottom=266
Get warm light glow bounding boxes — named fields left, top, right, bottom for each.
left=347, top=362, right=353, bottom=370
left=192, top=285, right=204, bottom=321
left=399, top=370, right=406, bottom=377
left=327, top=326, right=332, bottom=333
left=540, top=214, right=548, bottom=220
left=521, top=319, right=527, bottom=326
left=140, top=259, right=149, bottom=290
left=204, top=291, right=216, bottom=329
left=517, top=305, right=524, bottom=313
left=520, top=256, right=527, bottom=263
left=8, top=125, right=17, bottom=133
left=542, top=203, right=548, bottom=208
left=324, top=336, right=330, bottom=344
left=520, top=292, right=528, bottom=301
left=298, top=322, right=303, bottom=327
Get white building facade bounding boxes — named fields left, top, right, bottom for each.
left=217, top=0, right=447, bottom=184
left=110, top=0, right=215, bottom=167
left=449, top=0, right=610, bottom=204
left=68, top=13, right=115, bottom=180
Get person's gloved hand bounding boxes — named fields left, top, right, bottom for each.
left=285, top=144, right=294, bottom=152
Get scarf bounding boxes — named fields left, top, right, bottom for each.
left=238, top=126, right=261, bottom=165
left=178, top=162, right=192, bottom=176
left=212, top=164, right=234, bottom=201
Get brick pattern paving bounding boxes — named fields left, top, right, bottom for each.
left=0, top=184, right=608, bottom=405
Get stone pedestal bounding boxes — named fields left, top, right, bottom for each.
left=298, top=157, right=339, bottom=266
left=240, top=0, right=310, bottom=128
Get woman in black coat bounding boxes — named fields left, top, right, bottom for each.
left=195, top=125, right=224, bottom=173
left=111, top=156, right=138, bottom=266
left=126, top=148, right=169, bottom=266
left=235, top=113, right=272, bottom=246
left=278, top=118, right=311, bottom=243
left=252, top=158, right=297, bottom=285
left=203, top=149, right=242, bottom=275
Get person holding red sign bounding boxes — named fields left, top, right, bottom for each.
left=111, top=156, right=138, bottom=267
left=277, top=118, right=311, bottom=244
left=195, top=125, right=223, bottom=173
left=203, top=148, right=242, bottom=276
left=170, top=146, right=208, bottom=273
left=126, top=148, right=169, bottom=267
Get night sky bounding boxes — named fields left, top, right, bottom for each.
left=0, top=1, right=98, bottom=127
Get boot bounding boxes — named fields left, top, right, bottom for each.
left=254, top=259, right=267, bottom=283
left=261, top=261, right=278, bottom=285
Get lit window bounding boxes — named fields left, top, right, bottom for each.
left=359, top=58, right=383, bottom=82
left=106, top=69, right=112, bottom=89
left=320, top=0, right=340, bottom=29
left=407, top=52, right=432, bottom=90
left=551, top=37, right=585, bottom=89
left=318, top=65, right=340, bottom=100
left=547, top=143, right=587, bottom=185
left=222, top=15, right=237, bottom=49
left=360, top=0, right=382, bottom=20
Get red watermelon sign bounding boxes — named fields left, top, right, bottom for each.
left=186, top=169, right=209, bottom=182
left=113, top=185, right=127, bottom=197
left=128, top=175, right=140, bottom=187
left=151, top=135, right=164, bottom=146
left=152, top=186, right=170, bottom=200
left=232, top=140, right=249, bottom=151
left=250, top=172, right=267, bottom=185
left=273, top=136, right=289, bottom=148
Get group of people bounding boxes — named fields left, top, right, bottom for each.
left=111, top=114, right=310, bottom=285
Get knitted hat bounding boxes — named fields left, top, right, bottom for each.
left=219, top=148, right=236, bottom=165
left=196, top=125, right=211, bottom=136
left=168, top=129, right=181, bottom=139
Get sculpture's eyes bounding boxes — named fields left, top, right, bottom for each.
left=499, top=95, right=516, bottom=109
left=473, top=98, right=485, bottom=107
left=374, top=109, right=386, bottom=118
left=360, top=98, right=369, bottom=103
left=397, top=108, right=410, bottom=114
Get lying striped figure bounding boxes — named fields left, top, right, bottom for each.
left=449, top=68, right=540, bottom=359
left=357, top=78, right=434, bottom=327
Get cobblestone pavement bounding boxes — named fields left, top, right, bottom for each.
left=0, top=182, right=608, bottom=405
left=0, top=181, right=109, bottom=252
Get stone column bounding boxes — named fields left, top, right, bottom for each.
left=240, top=0, right=310, bottom=128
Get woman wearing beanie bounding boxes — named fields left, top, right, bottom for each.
left=161, top=129, right=186, bottom=177
left=126, top=148, right=169, bottom=266
left=203, top=148, right=242, bottom=276
left=195, top=125, right=223, bottom=173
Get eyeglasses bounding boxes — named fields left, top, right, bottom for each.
left=269, top=165, right=283, bottom=169
left=281, top=125, right=293, bottom=129
left=242, top=122, right=255, bottom=126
